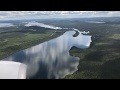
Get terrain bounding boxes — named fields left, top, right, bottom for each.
left=0, top=23, right=65, bottom=59
left=0, top=17, right=120, bottom=79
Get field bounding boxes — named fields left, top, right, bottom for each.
left=1, top=17, right=120, bottom=79
left=0, top=24, right=65, bottom=60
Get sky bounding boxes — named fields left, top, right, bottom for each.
left=0, top=11, right=120, bottom=20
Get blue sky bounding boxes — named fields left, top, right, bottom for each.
left=0, top=11, right=120, bottom=20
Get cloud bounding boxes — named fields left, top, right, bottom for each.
left=24, top=21, right=62, bottom=29
left=0, top=23, right=15, bottom=27
left=0, top=11, right=120, bottom=20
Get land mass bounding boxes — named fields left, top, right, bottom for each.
left=1, top=17, right=120, bottom=79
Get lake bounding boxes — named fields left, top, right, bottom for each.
left=2, top=30, right=92, bottom=79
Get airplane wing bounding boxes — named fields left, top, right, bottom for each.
left=0, top=61, right=27, bottom=79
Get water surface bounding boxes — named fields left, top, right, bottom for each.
left=2, top=30, right=92, bottom=79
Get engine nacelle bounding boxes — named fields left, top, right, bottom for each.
left=0, top=61, right=27, bottom=79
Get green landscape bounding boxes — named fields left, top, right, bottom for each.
left=65, top=18, right=120, bottom=79
left=0, top=25, right=65, bottom=60
left=0, top=17, right=120, bottom=79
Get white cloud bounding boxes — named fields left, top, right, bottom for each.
left=0, top=11, right=120, bottom=20
left=25, top=21, right=62, bottom=29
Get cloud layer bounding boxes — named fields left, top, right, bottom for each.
left=0, top=11, right=120, bottom=20
left=0, top=23, right=15, bottom=27
left=25, top=21, right=62, bottom=29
